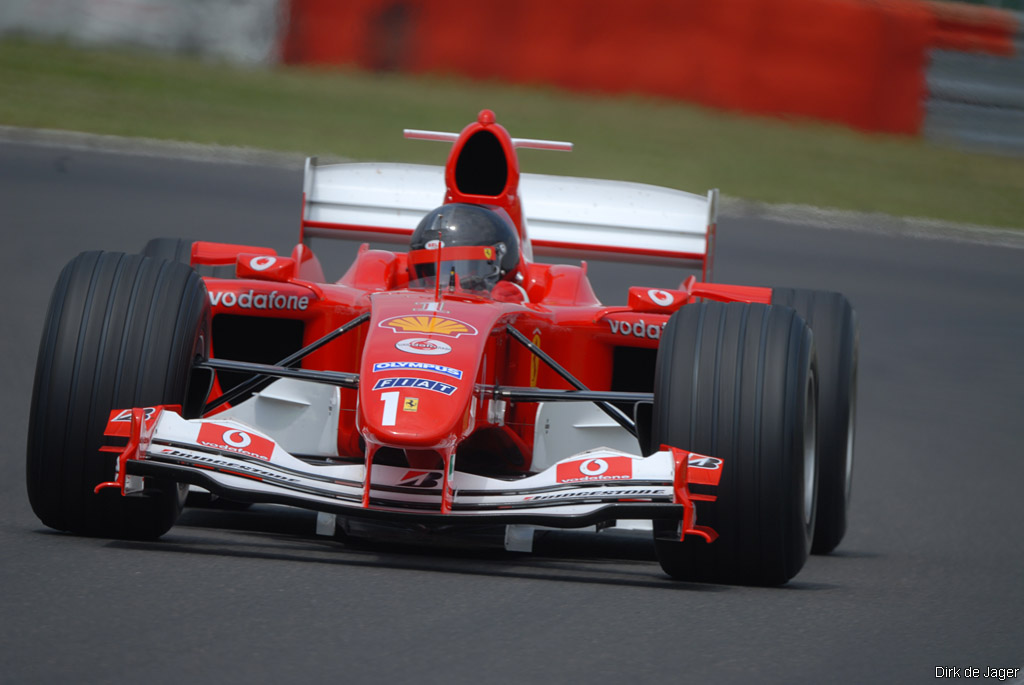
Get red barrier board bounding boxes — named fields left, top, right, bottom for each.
left=281, top=0, right=1011, bottom=135
left=928, top=1, right=1016, bottom=55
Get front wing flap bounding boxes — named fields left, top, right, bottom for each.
left=98, top=407, right=721, bottom=542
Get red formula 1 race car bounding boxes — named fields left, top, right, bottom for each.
left=26, top=110, right=857, bottom=585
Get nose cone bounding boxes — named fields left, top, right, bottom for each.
left=363, top=372, right=467, bottom=447
left=358, top=294, right=499, bottom=449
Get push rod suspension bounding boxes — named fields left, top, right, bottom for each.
left=506, top=325, right=638, bottom=437
left=202, top=311, right=370, bottom=414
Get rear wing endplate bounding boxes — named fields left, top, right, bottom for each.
left=301, top=160, right=718, bottom=278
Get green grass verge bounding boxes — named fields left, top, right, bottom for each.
left=2, top=37, right=1022, bottom=228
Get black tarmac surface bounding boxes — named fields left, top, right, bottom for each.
left=1, top=141, right=1022, bottom=684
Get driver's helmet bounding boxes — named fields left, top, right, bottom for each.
left=408, top=203, right=520, bottom=292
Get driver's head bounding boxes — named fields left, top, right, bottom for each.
left=409, top=203, right=520, bottom=292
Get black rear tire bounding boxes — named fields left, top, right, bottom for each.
left=26, top=251, right=210, bottom=539
left=772, top=288, right=857, bottom=554
left=141, top=237, right=237, bottom=279
left=651, top=302, right=818, bottom=585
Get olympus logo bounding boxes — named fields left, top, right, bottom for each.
left=373, top=361, right=463, bottom=379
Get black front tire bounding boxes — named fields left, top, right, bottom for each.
left=26, top=251, right=210, bottom=539
left=651, top=302, right=818, bottom=585
left=772, top=288, right=857, bottom=554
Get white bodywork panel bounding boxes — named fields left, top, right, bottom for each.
left=302, top=160, right=716, bottom=267
left=531, top=402, right=640, bottom=472
left=216, top=378, right=341, bottom=457
left=528, top=403, right=654, bottom=535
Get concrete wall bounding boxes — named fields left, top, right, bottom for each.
left=0, top=0, right=284, bottom=65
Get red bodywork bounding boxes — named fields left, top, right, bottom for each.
left=107, top=111, right=768, bottom=536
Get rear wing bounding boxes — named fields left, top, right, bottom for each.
left=301, top=159, right=718, bottom=278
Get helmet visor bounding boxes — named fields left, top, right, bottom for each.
left=409, top=244, right=503, bottom=293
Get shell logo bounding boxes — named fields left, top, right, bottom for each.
left=380, top=316, right=478, bottom=338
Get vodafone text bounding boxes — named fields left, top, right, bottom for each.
left=608, top=318, right=665, bottom=340
left=209, top=289, right=309, bottom=311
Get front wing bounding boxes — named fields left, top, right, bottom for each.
left=97, top=406, right=721, bottom=542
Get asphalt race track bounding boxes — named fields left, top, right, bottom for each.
left=1, top=140, right=1022, bottom=684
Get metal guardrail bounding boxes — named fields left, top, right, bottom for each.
left=924, top=12, right=1024, bottom=156
left=958, top=0, right=1022, bottom=9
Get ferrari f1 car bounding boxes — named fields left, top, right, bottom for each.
left=26, top=110, right=857, bottom=585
